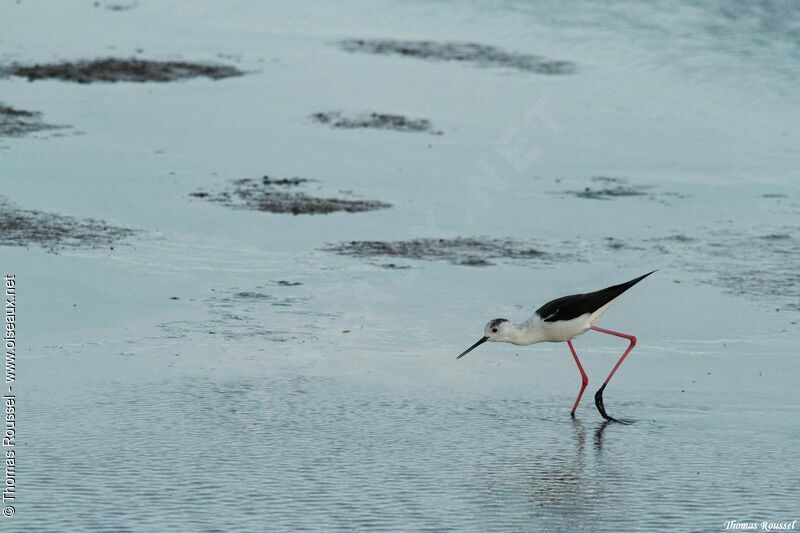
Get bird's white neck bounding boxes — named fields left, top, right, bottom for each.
left=504, top=321, right=547, bottom=345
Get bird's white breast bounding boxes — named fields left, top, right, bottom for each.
left=533, top=301, right=614, bottom=343
left=539, top=314, right=593, bottom=342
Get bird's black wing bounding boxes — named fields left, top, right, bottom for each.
left=535, top=271, right=656, bottom=322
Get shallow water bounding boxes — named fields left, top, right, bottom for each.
left=2, top=0, right=799, bottom=531
left=22, top=342, right=800, bottom=531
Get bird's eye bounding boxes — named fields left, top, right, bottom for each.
left=492, top=328, right=498, bottom=333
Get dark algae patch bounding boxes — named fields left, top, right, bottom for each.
left=323, top=227, right=800, bottom=313
left=158, top=285, right=322, bottom=342
left=553, top=176, right=687, bottom=203
left=311, top=112, right=441, bottom=135
left=6, top=58, right=243, bottom=83
left=322, top=237, right=557, bottom=266
left=568, top=176, right=651, bottom=200
left=0, top=104, right=61, bottom=137
left=680, top=227, right=800, bottom=312
left=191, top=175, right=390, bottom=215
left=339, top=39, right=576, bottom=75
left=95, top=1, right=138, bottom=11
left=0, top=199, right=135, bottom=252
left=632, top=227, right=800, bottom=313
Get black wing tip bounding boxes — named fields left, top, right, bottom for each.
left=624, top=269, right=657, bottom=288
left=640, top=269, right=658, bottom=280
left=536, top=270, right=658, bottom=323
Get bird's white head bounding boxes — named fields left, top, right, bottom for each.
left=484, top=318, right=514, bottom=341
left=457, top=318, right=513, bottom=359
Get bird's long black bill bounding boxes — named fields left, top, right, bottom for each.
left=457, top=337, right=488, bottom=359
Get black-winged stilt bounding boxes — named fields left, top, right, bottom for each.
left=457, top=271, right=656, bottom=422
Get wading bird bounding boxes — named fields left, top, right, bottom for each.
left=457, top=271, right=656, bottom=422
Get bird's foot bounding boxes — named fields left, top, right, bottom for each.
left=594, top=384, right=631, bottom=424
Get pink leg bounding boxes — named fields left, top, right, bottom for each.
left=590, top=325, right=637, bottom=422
left=567, top=340, right=588, bottom=417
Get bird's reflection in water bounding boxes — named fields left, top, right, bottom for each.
left=594, top=419, right=612, bottom=451
left=483, top=418, right=594, bottom=515
left=480, top=415, right=634, bottom=525
left=573, top=416, right=619, bottom=454
left=594, top=415, right=635, bottom=451
left=571, top=416, right=586, bottom=453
